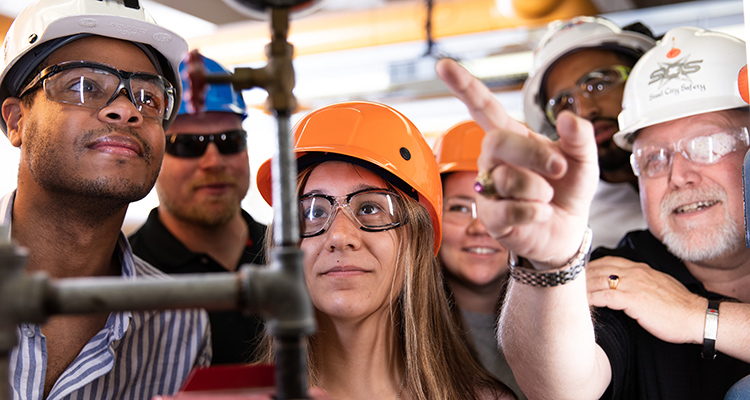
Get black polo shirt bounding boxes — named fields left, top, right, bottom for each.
left=129, top=208, right=267, bottom=365
left=592, top=230, right=750, bottom=399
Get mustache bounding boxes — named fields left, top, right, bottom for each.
left=189, top=174, right=239, bottom=190
left=590, top=116, right=619, bottom=125
left=660, top=184, right=726, bottom=215
left=78, top=125, right=154, bottom=158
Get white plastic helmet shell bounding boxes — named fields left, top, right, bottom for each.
left=522, top=16, right=656, bottom=138
left=614, top=27, right=750, bottom=151
left=0, top=0, right=188, bottom=134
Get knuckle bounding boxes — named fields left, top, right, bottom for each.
left=505, top=203, right=536, bottom=225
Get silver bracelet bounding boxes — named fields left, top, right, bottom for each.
left=508, top=227, right=593, bottom=287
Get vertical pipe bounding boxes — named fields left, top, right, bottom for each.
left=272, top=112, right=300, bottom=247
left=274, top=336, right=308, bottom=399
left=271, top=112, right=308, bottom=399
left=268, top=7, right=309, bottom=399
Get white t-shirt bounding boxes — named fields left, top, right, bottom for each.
left=588, top=180, right=647, bottom=250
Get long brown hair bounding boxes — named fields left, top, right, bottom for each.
left=256, top=161, right=512, bottom=400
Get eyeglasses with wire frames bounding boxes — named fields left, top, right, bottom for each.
left=17, top=60, right=175, bottom=121
left=544, top=65, right=631, bottom=126
left=299, top=188, right=405, bottom=238
left=630, top=127, right=750, bottom=178
left=443, top=197, right=478, bottom=225
left=165, top=130, right=248, bottom=158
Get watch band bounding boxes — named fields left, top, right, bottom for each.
left=701, top=299, right=720, bottom=359
left=508, top=227, right=593, bottom=287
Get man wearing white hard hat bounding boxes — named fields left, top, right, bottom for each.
left=522, top=16, right=656, bottom=249
left=0, top=0, right=210, bottom=398
left=436, top=26, right=750, bottom=399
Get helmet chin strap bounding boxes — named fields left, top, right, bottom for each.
left=122, top=0, right=141, bottom=10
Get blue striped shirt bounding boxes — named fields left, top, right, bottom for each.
left=1, top=192, right=212, bottom=400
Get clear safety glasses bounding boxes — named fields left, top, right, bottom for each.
left=545, top=65, right=631, bottom=126
left=18, top=61, right=175, bottom=121
left=299, top=189, right=405, bottom=238
left=165, top=130, right=248, bottom=158
left=443, top=197, right=477, bottom=225
left=630, top=127, right=750, bottom=178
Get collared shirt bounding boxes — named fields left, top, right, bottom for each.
left=592, top=230, right=750, bottom=400
left=129, top=208, right=267, bottom=364
left=2, top=191, right=212, bottom=400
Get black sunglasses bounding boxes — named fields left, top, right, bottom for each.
left=165, top=129, right=248, bottom=158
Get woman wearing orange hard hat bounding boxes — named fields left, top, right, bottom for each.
left=435, top=120, right=524, bottom=399
left=256, top=101, right=513, bottom=399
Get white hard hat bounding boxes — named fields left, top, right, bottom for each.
left=614, top=27, right=750, bottom=151
left=522, top=16, right=656, bottom=138
left=0, top=0, right=188, bottom=134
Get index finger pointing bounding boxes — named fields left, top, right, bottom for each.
left=435, top=58, right=566, bottom=178
left=435, top=58, right=526, bottom=137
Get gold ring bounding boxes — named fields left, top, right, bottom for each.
left=608, top=274, right=619, bottom=290
left=474, top=167, right=501, bottom=200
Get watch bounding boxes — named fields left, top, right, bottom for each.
left=701, top=299, right=720, bottom=359
left=508, top=227, right=593, bottom=287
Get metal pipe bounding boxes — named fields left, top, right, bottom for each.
left=246, top=247, right=314, bottom=399
left=264, top=8, right=312, bottom=398
left=0, top=4, right=315, bottom=399
left=204, top=6, right=313, bottom=398
left=274, top=336, right=308, bottom=400
left=46, top=273, right=243, bottom=315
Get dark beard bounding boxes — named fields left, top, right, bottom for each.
left=23, top=121, right=160, bottom=220
left=598, top=138, right=631, bottom=173
left=590, top=116, right=634, bottom=180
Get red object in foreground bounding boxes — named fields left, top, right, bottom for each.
left=153, top=364, right=276, bottom=399
left=183, top=49, right=208, bottom=115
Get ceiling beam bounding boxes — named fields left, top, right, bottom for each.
left=190, top=0, right=598, bottom=66
left=149, top=0, right=249, bottom=24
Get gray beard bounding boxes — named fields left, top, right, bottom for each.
left=659, top=186, right=741, bottom=262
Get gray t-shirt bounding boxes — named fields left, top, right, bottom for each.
left=461, top=309, right=526, bottom=400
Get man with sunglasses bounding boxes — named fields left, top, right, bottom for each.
left=437, top=26, right=750, bottom=399
left=0, top=0, right=210, bottom=399
left=129, top=55, right=267, bottom=365
left=522, top=16, right=656, bottom=248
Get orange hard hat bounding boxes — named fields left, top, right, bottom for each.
left=434, top=120, right=485, bottom=174
left=256, top=101, right=443, bottom=252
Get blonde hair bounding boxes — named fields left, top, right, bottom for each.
left=256, top=162, right=511, bottom=400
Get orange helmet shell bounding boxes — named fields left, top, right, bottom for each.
left=434, top=120, right=485, bottom=174
left=257, top=101, right=443, bottom=253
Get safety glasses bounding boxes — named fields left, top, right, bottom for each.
left=630, top=127, right=750, bottom=178
left=299, top=188, right=405, bottom=238
left=545, top=65, right=630, bottom=126
left=18, top=60, right=175, bottom=121
left=165, top=129, right=248, bottom=158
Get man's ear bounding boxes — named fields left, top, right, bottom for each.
left=2, top=97, right=24, bottom=147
